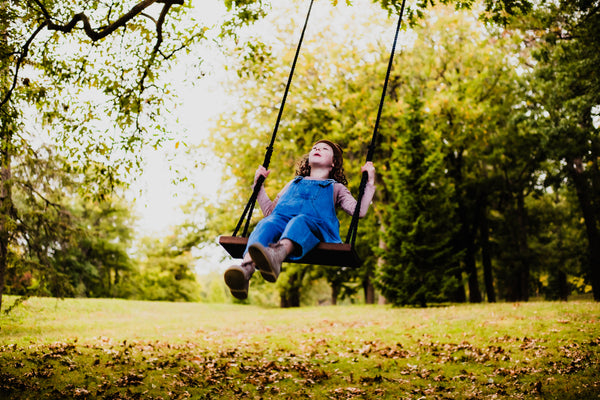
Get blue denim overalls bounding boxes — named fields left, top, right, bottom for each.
left=246, top=176, right=341, bottom=260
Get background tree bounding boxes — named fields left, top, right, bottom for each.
left=207, top=0, right=593, bottom=306
left=0, top=0, right=272, bottom=309
left=515, top=0, right=600, bottom=300
left=357, top=6, right=539, bottom=305
left=207, top=0, right=597, bottom=305
left=136, top=232, right=201, bottom=302
left=7, top=145, right=138, bottom=300
left=133, top=198, right=221, bottom=302
left=377, top=96, right=462, bottom=306
left=7, top=0, right=587, bottom=308
left=525, top=187, right=589, bottom=300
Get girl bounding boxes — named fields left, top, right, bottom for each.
left=224, top=139, right=376, bottom=300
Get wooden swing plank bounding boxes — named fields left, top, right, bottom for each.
left=218, top=236, right=361, bottom=268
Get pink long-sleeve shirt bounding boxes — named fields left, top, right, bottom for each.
left=256, top=178, right=376, bottom=218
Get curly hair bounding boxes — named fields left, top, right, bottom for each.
left=295, top=141, right=348, bottom=186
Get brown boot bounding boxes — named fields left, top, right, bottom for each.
left=224, top=260, right=255, bottom=300
left=248, top=242, right=288, bottom=283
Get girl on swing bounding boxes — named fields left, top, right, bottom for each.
left=224, top=139, right=376, bottom=300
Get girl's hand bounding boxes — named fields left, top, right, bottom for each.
left=361, top=161, right=375, bottom=185
left=254, top=165, right=271, bottom=186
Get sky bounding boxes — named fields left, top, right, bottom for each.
left=129, top=1, right=229, bottom=236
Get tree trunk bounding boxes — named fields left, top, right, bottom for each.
left=280, top=270, right=303, bottom=308
left=0, top=165, right=9, bottom=311
left=367, top=218, right=387, bottom=305
left=363, top=276, right=375, bottom=305
left=280, top=290, right=301, bottom=308
left=447, top=150, right=468, bottom=303
left=569, top=159, right=600, bottom=301
left=457, top=199, right=480, bottom=303
left=465, top=240, right=482, bottom=303
left=0, top=128, right=13, bottom=312
left=465, top=194, right=483, bottom=303
left=479, top=202, right=496, bottom=302
left=331, top=284, right=339, bottom=306
left=449, top=263, right=466, bottom=302
left=549, top=269, right=569, bottom=301
left=516, top=191, right=530, bottom=301
left=0, top=13, right=13, bottom=310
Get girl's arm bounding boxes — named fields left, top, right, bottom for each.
left=253, top=165, right=290, bottom=217
left=253, top=166, right=273, bottom=216
left=335, top=162, right=376, bottom=217
left=335, top=183, right=376, bottom=217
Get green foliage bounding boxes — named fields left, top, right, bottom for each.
left=7, top=145, right=208, bottom=304
left=136, top=232, right=202, bottom=303
left=525, top=189, right=589, bottom=300
left=206, top=0, right=600, bottom=306
left=0, top=0, right=211, bottom=310
left=7, top=146, right=140, bottom=299
left=377, top=98, right=462, bottom=306
left=1, top=0, right=283, bottom=309
left=3, top=1, right=208, bottom=193
left=206, top=274, right=229, bottom=303
left=47, top=12, right=201, bottom=191
left=518, top=0, right=600, bottom=300
left=349, top=5, right=539, bottom=304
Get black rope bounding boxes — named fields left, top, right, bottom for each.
left=345, top=0, right=407, bottom=246
left=233, top=0, right=315, bottom=237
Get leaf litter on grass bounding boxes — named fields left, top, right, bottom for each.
left=1, top=301, right=599, bottom=399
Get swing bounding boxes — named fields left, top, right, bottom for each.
left=219, top=0, right=407, bottom=268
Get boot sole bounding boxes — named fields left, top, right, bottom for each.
left=248, top=244, right=278, bottom=283
left=224, top=267, right=248, bottom=300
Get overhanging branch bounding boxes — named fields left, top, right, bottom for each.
left=0, top=22, right=47, bottom=110
left=1, top=0, right=184, bottom=111
left=135, top=0, right=178, bottom=131
left=35, top=0, right=184, bottom=41
left=40, top=0, right=147, bottom=41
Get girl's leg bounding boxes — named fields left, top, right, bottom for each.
left=245, top=215, right=294, bottom=283
left=245, top=215, right=288, bottom=253
left=225, top=215, right=287, bottom=299
left=248, top=240, right=289, bottom=283
left=278, top=239, right=296, bottom=255
left=224, top=255, right=255, bottom=300
left=225, top=215, right=290, bottom=295
left=280, top=215, right=323, bottom=259
left=249, top=216, right=321, bottom=283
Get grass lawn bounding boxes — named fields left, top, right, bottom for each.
left=1, top=296, right=599, bottom=399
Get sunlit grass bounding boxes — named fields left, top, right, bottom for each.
left=1, top=296, right=599, bottom=399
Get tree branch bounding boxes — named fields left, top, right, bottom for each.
left=135, top=1, right=176, bottom=131
left=37, top=0, right=183, bottom=42
left=2, top=0, right=184, bottom=112
left=42, top=0, right=156, bottom=41
left=0, top=22, right=47, bottom=110
left=16, top=180, right=63, bottom=210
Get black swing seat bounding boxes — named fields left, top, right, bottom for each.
left=219, top=236, right=361, bottom=268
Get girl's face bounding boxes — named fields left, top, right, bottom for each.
left=308, top=143, right=335, bottom=169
